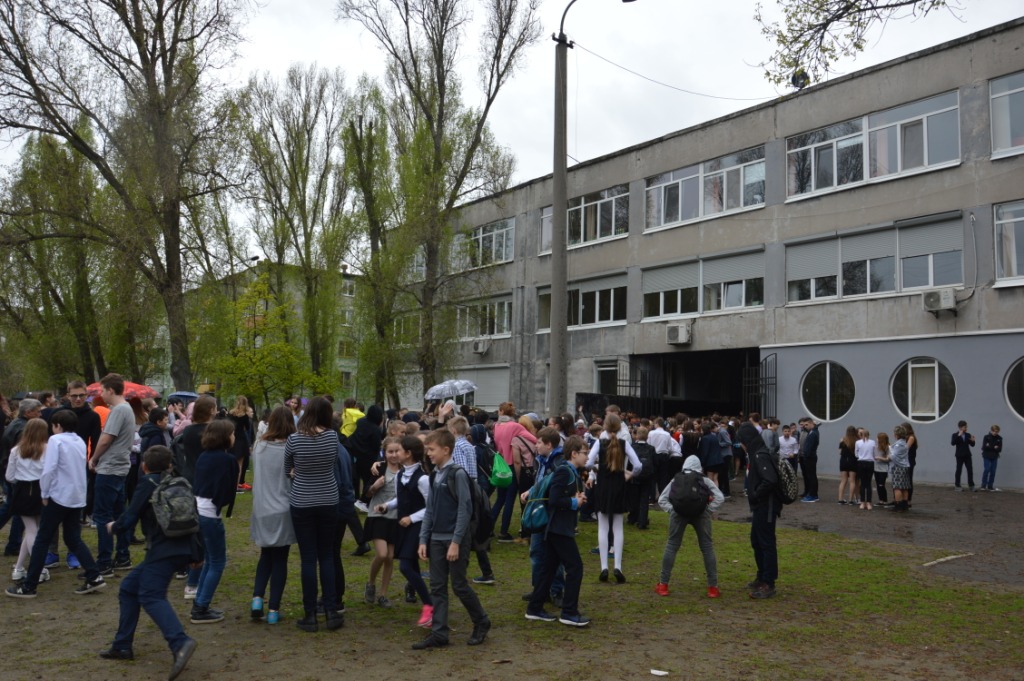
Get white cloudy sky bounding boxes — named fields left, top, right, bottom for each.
left=229, top=0, right=1024, bottom=185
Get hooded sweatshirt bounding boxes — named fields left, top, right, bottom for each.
left=658, top=455, right=724, bottom=515
left=347, top=404, right=384, bottom=465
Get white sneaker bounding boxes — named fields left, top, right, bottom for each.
left=38, top=568, right=50, bottom=583
left=184, top=585, right=198, bottom=600
left=354, top=501, right=369, bottom=514
left=11, top=567, right=26, bottom=581
left=990, top=487, right=1001, bottom=492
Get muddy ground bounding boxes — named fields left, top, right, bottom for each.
left=1, top=477, right=1021, bottom=681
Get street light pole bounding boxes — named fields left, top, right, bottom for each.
left=550, top=0, right=635, bottom=416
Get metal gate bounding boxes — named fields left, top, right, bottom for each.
left=742, top=353, right=777, bottom=419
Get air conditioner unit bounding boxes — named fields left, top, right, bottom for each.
left=471, top=339, right=490, bottom=354
left=922, top=288, right=957, bottom=315
left=666, top=323, right=691, bottom=345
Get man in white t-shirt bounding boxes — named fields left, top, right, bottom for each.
left=88, top=374, right=135, bottom=573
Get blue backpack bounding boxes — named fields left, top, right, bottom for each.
left=521, top=463, right=575, bottom=535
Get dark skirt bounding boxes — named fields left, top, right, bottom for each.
left=891, top=465, right=911, bottom=490
left=593, top=470, right=628, bottom=515
left=364, top=516, right=399, bottom=545
left=395, top=521, right=422, bottom=560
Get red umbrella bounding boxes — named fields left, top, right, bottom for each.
left=86, top=381, right=161, bottom=400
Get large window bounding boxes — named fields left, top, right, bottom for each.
left=702, top=253, right=764, bottom=311
left=787, top=91, right=959, bottom=198
left=467, top=219, right=514, bottom=267
left=538, top=281, right=627, bottom=329
left=539, top=206, right=552, bottom=253
left=567, top=185, right=629, bottom=247
left=1007, top=357, right=1024, bottom=420
left=891, top=357, right=955, bottom=422
left=643, top=254, right=764, bottom=316
left=801, top=361, right=855, bottom=422
left=899, top=221, right=963, bottom=289
left=785, top=219, right=963, bottom=303
left=995, top=200, right=1024, bottom=281
left=645, top=146, right=765, bottom=229
left=457, top=300, right=512, bottom=339
left=991, top=70, right=1024, bottom=156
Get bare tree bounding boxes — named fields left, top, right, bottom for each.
left=757, top=0, right=965, bottom=85
left=0, top=0, right=246, bottom=390
left=338, top=0, right=540, bottom=394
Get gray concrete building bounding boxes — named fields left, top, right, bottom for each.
left=404, top=19, right=1024, bottom=489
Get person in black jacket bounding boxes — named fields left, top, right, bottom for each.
left=348, top=404, right=384, bottom=507
left=738, top=422, right=780, bottom=600
left=99, top=445, right=200, bottom=681
left=951, top=420, right=976, bottom=491
left=799, top=418, right=820, bottom=502
left=525, top=437, right=589, bottom=627
left=981, top=425, right=1003, bottom=491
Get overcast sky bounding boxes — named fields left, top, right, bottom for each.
left=230, top=0, right=1023, bottom=186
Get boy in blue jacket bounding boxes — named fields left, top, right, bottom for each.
left=100, top=445, right=201, bottom=681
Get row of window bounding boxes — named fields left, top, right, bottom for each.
left=537, top=285, right=628, bottom=330
left=468, top=70, right=1023, bottom=261
left=785, top=219, right=963, bottom=303
left=802, top=357, right=1024, bottom=424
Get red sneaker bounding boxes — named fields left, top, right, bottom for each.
left=654, top=583, right=670, bottom=597
left=707, top=586, right=721, bottom=599
left=417, top=604, right=433, bottom=628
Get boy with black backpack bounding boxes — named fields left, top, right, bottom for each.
left=627, top=427, right=657, bottom=530
left=414, top=430, right=491, bottom=650
left=655, top=454, right=724, bottom=599
left=99, top=445, right=203, bottom=681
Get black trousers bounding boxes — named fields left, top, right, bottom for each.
left=529, top=531, right=583, bottom=617
left=800, top=456, right=818, bottom=498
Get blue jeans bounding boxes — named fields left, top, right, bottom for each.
left=290, top=505, right=338, bottom=615
left=195, top=516, right=226, bottom=608
left=23, top=500, right=100, bottom=591
left=529, top=531, right=564, bottom=596
left=490, top=475, right=518, bottom=535
left=113, top=556, right=190, bottom=652
left=981, top=457, right=998, bottom=489
left=93, top=473, right=129, bottom=568
left=0, top=481, right=25, bottom=554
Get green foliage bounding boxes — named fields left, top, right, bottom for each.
left=757, top=0, right=955, bottom=85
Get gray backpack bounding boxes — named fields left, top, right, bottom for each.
left=151, top=474, right=200, bottom=537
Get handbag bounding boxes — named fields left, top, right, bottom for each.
left=9, top=479, right=43, bottom=516
left=489, top=453, right=513, bottom=489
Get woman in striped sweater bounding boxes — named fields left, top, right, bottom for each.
left=285, top=397, right=344, bottom=633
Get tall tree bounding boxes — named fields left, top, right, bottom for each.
left=757, top=0, right=964, bottom=84
left=240, top=64, right=353, bottom=378
left=0, top=0, right=246, bottom=390
left=338, top=0, right=540, bottom=394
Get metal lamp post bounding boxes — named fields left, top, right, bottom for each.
left=550, top=0, right=636, bottom=415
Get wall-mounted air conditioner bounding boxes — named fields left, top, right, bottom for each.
left=666, top=323, right=692, bottom=345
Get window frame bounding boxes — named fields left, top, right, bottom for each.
left=565, top=184, right=630, bottom=249
left=702, top=277, right=764, bottom=312
left=1006, top=357, right=1024, bottom=421
left=995, top=199, right=1024, bottom=282
left=800, top=361, right=856, bottom=422
left=991, top=70, right=1024, bottom=159
left=899, top=250, right=963, bottom=290
left=644, top=146, right=765, bottom=232
left=786, top=91, right=960, bottom=200
left=466, top=218, right=515, bottom=268
left=456, top=299, right=513, bottom=340
left=537, top=284, right=628, bottom=330
left=891, top=357, right=956, bottom=423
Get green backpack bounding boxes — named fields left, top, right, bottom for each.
left=151, top=473, right=200, bottom=537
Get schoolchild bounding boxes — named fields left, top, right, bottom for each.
left=655, top=454, right=724, bottom=598
left=99, top=446, right=201, bottom=681
left=586, top=414, right=642, bottom=584
left=383, top=435, right=433, bottom=628
left=525, top=436, right=589, bottom=627
left=519, top=427, right=565, bottom=605
left=981, top=425, right=1003, bottom=491
left=414, top=430, right=490, bottom=649
left=365, top=437, right=401, bottom=607
left=189, top=419, right=238, bottom=624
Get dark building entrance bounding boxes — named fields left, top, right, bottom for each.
left=575, top=348, right=774, bottom=420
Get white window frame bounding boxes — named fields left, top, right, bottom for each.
left=537, top=285, right=628, bottom=330
left=456, top=299, right=513, bottom=340
left=642, top=287, right=699, bottom=318
left=898, top=250, right=963, bottom=290
left=891, top=357, right=955, bottom=423
left=786, top=91, right=960, bottom=200
left=567, top=184, right=629, bottom=248
left=340, top=308, right=354, bottom=326
left=341, top=278, right=355, bottom=297
left=991, top=70, right=1024, bottom=159
left=840, top=256, right=896, bottom=297
left=702, top=278, right=764, bottom=312
left=645, top=146, right=765, bottom=231
left=539, top=206, right=552, bottom=254
left=1006, top=357, right=1024, bottom=421
left=467, top=218, right=515, bottom=268
left=787, top=275, right=838, bottom=302
left=800, top=361, right=855, bottom=422
left=995, top=199, right=1024, bottom=282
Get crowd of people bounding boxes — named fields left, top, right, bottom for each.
left=0, top=379, right=1008, bottom=677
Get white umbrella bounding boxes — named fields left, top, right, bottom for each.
left=424, top=379, right=478, bottom=401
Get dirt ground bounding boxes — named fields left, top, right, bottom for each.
left=1, top=477, right=1021, bottom=681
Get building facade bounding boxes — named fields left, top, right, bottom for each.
left=409, top=19, right=1024, bottom=489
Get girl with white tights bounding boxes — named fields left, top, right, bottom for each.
left=586, top=414, right=642, bottom=584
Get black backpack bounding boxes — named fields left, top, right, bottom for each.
left=668, top=470, right=712, bottom=518
left=630, top=442, right=657, bottom=484
left=433, top=464, right=495, bottom=550
left=151, top=473, right=200, bottom=537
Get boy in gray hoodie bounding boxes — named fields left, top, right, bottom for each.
left=654, top=454, right=724, bottom=599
